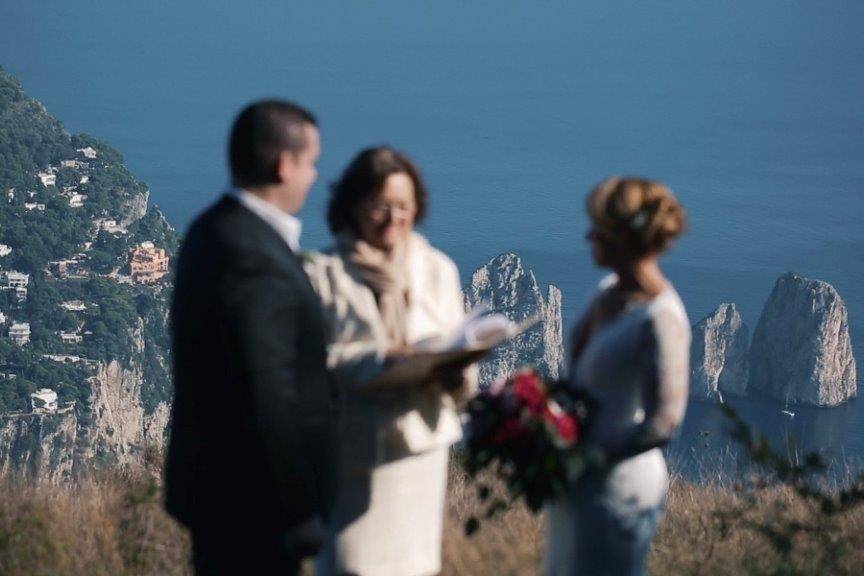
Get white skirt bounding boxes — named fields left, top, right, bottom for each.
left=316, top=447, right=449, bottom=576
left=543, top=449, right=669, bottom=576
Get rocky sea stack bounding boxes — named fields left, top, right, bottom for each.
left=463, top=253, right=563, bottom=388
left=690, top=303, right=749, bottom=400
left=749, top=273, right=857, bottom=406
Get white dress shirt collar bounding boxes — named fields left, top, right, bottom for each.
left=231, top=188, right=302, bottom=252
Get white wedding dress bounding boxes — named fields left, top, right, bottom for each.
left=544, top=279, right=690, bottom=576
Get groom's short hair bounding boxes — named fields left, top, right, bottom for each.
left=229, top=100, right=317, bottom=188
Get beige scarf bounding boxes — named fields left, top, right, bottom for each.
left=337, top=232, right=411, bottom=347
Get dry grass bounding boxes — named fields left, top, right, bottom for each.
left=2, top=462, right=864, bottom=575
left=443, top=465, right=544, bottom=576
left=650, top=475, right=864, bottom=576
left=0, top=472, right=191, bottom=576
left=445, top=467, right=864, bottom=576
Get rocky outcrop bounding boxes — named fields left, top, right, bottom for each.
left=0, top=359, right=170, bottom=483
left=0, top=352, right=170, bottom=483
left=749, top=273, right=857, bottom=406
left=542, top=285, right=564, bottom=378
left=464, top=253, right=564, bottom=388
left=0, top=312, right=172, bottom=482
left=690, top=304, right=749, bottom=400
left=120, top=189, right=149, bottom=226
left=76, top=360, right=169, bottom=473
left=0, top=407, right=77, bottom=484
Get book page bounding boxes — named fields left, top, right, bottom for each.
left=365, top=305, right=540, bottom=392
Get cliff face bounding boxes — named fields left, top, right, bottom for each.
left=120, top=189, right=150, bottom=226
left=0, top=323, right=171, bottom=483
left=77, top=360, right=170, bottom=472
left=690, top=303, right=749, bottom=399
left=749, top=273, right=857, bottom=406
left=463, top=253, right=564, bottom=388
left=0, top=235, right=172, bottom=483
left=0, top=408, right=77, bottom=483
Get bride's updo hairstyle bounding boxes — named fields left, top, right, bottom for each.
left=587, top=177, right=685, bottom=258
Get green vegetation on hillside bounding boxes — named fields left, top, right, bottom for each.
left=0, top=70, right=73, bottom=189
left=0, top=66, right=178, bottom=414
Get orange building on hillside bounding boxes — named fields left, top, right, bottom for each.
left=130, top=242, right=169, bottom=284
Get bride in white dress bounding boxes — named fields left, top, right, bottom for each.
left=545, top=177, right=691, bottom=576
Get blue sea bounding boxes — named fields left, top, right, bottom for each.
left=3, top=0, right=863, bottom=478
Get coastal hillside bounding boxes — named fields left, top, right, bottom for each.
left=0, top=67, right=570, bottom=484
left=0, top=67, right=178, bottom=481
left=0, top=63, right=857, bottom=489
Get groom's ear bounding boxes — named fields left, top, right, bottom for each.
left=275, top=150, right=298, bottom=184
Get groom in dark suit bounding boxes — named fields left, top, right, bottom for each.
left=166, top=100, right=338, bottom=575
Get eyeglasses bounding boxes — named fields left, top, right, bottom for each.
left=365, top=202, right=417, bottom=222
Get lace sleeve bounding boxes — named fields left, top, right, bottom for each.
left=594, top=306, right=691, bottom=464
left=641, top=307, right=691, bottom=441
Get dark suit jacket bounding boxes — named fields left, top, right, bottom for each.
left=165, top=195, right=338, bottom=542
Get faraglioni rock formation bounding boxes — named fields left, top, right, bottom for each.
left=463, top=253, right=564, bottom=388
left=690, top=303, right=749, bottom=400
left=749, top=273, right=857, bottom=406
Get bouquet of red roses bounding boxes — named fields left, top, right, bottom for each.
left=461, top=368, right=593, bottom=535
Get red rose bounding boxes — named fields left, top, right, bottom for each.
left=553, top=413, right=579, bottom=445
left=512, top=371, right=546, bottom=414
left=542, top=400, right=580, bottom=446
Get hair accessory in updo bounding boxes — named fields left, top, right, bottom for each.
left=628, top=209, right=648, bottom=230
left=586, top=176, right=686, bottom=257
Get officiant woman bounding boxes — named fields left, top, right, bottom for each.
left=305, top=146, right=478, bottom=576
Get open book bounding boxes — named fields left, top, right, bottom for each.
left=365, top=304, right=539, bottom=391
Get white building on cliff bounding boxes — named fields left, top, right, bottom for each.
left=37, top=171, right=56, bottom=187
left=60, top=300, right=87, bottom=312
left=5, top=271, right=29, bottom=289
left=30, top=389, right=58, bottom=413
left=9, top=322, right=30, bottom=345
left=69, top=193, right=88, bottom=208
